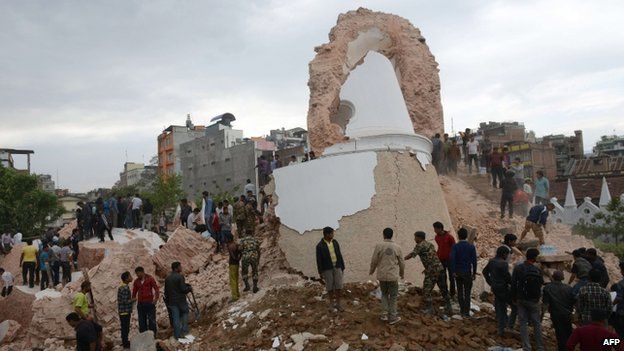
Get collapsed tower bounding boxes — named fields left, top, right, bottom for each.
left=270, top=8, right=453, bottom=283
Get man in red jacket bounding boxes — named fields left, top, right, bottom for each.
left=433, top=222, right=456, bottom=300
left=132, top=266, right=159, bottom=334
left=567, top=309, right=623, bottom=351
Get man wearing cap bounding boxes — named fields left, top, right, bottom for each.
left=542, top=270, right=575, bottom=351
left=405, top=231, right=452, bottom=315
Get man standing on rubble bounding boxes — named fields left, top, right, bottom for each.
left=405, top=231, right=452, bottom=315
left=74, top=281, right=93, bottom=319
left=240, top=229, right=261, bottom=294
left=132, top=266, right=159, bottom=334
left=450, top=228, right=477, bottom=317
left=131, top=194, right=143, bottom=229
left=578, top=268, right=612, bottom=325
left=511, top=248, right=544, bottom=351
left=585, top=248, right=610, bottom=289
left=117, top=271, right=134, bottom=349
left=569, top=249, right=591, bottom=296
left=233, top=195, right=246, bottom=236
left=19, top=239, right=38, bottom=288
left=316, top=226, right=346, bottom=312
left=433, top=222, right=456, bottom=300
left=483, top=246, right=511, bottom=336
left=227, top=234, right=241, bottom=302
left=369, top=227, right=404, bottom=324
left=542, top=270, right=574, bottom=351
left=519, top=203, right=555, bottom=246
left=165, top=262, right=193, bottom=340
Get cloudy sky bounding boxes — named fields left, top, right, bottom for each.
left=1, top=0, right=623, bottom=192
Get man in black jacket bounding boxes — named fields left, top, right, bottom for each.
left=511, top=248, right=544, bottom=351
left=316, top=227, right=346, bottom=312
left=542, top=270, right=574, bottom=351
left=483, top=246, right=511, bottom=336
left=164, top=261, right=192, bottom=340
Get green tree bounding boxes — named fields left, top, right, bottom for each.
left=594, top=197, right=624, bottom=244
left=144, top=174, right=185, bottom=215
left=0, top=165, right=64, bottom=238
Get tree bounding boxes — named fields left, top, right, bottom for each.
left=594, top=197, right=624, bottom=244
left=0, top=165, right=64, bottom=238
left=144, top=174, right=185, bottom=215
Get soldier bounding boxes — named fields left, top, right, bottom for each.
left=243, top=201, right=258, bottom=234
left=239, top=228, right=260, bottom=293
left=233, top=195, right=246, bottom=236
left=404, top=231, right=452, bottom=315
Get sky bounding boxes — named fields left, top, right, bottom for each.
left=1, top=0, right=623, bottom=192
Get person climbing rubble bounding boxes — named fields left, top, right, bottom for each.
left=117, top=271, right=134, bottom=349
left=369, top=227, right=404, bottom=325
left=404, top=231, right=452, bottom=315
left=65, top=312, right=103, bottom=351
left=132, top=266, right=159, bottom=335
left=519, top=203, right=555, bottom=246
left=164, top=261, right=193, bottom=340
left=240, top=228, right=261, bottom=294
left=316, top=226, right=346, bottom=312
left=74, top=281, right=94, bottom=320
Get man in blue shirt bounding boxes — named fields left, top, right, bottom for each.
left=533, top=171, right=549, bottom=205
left=450, top=228, right=477, bottom=317
left=519, top=203, right=554, bottom=245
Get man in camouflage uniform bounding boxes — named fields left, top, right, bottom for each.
left=239, top=228, right=260, bottom=293
left=405, top=231, right=452, bottom=315
left=243, top=201, right=257, bottom=234
left=233, top=195, right=246, bottom=236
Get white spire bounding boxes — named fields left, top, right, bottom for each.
left=599, top=177, right=612, bottom=207
left=564, top=178, right=577, bottom=208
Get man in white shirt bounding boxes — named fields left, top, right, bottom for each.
left=466, top=137, right=480, bottom=174
left=187, top=208, right=201, bottom=231
left=13, top=232, right=22, bottom=244
left=131, top=194, right=143, bottom=229
left=1, top=267, right=14, bottom=297
left=244, top=179, right=255, bottom=195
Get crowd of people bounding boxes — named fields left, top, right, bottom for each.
left=432, top=129, right=552, bottom=221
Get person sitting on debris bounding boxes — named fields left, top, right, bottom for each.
left=117, top=271, right=134, bottom=349
left=316, top=226, right=346, bottom=312
left=66, top=312, right=103, bottom=351
left=542, top=270, right=575, bottom=351
left=132, top=266, right=159, bottom=334
left=187, top=208, right=201, bottom=231
left=585, top=248, right=610, bottom=289
left=0, top=267, right=14, bottom=297
left=578, top=268, right=612, bottom=325
left=240, top=229, right=261, bottom=294
left=450, top=228, right=477, bottom=318
left=483, top=246, right=512, bottom=336
left=227, top=233, right=242, bottom=302
left=74, top=281, right=93, bottom=320
left=511, top=248, right=544, bottom=351
left=404, top=231, right=452, bottom=315
left=369, top=227, right=405, bottom=325
left=164, top=262, right=193, bottom=340
left=519, top=203, right=555, bottom=246
left=566, top=309, right=624, bottom=351
left=569, top=249, right=592, bottom=296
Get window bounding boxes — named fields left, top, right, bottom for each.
left=226, top=178, right=231, bottom=182
left=210, top=142, right=215, bottom=147
left=225, top=158, right=231, bottom=162
left=211, top=161, right=216, bottom=165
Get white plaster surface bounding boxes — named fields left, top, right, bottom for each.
left=345, top=27, right=391, bottom=70
left=273, top=152, right=378, bottom=234
left=341, top=51, right=415, bottom=139
left=86, top=228, right=164, bottom=254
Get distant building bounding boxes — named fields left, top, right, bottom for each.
left=478, top=122, right=526, bottom=147
left=37, top=174, right=56, bottom=193
left=0, top=148, right=34, bottom=174
left=540, top=130, right=584, bottom=177
left=594, top=135, right=624, bottom=157
left=505, top=142, right=557, bottom=180
left=119, top=162, right=145, bottom=187
left=266, top=127, right=308, bottom=150
left=180, top=114, right=275, bottom=199
left=157, top=114, right=206, bottom=176
left=86, top=188, right=111, bottom=201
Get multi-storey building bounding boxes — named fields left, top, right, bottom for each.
left=157, top=114, right=206, bottom=176
left=505, top=142, right=557, bottom=180
left=594, top=135, right=624, bottom=157
left=478, top=121, right=526, bottom=147
left=541, top=130, right=584, bottom=177
left=37, top=174, right=56, bottom=193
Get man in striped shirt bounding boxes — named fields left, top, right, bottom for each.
left=117, top=271, right=134, bottom=349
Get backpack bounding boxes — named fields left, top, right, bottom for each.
left=520, top=266, right=542, bottom=300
